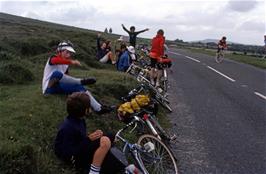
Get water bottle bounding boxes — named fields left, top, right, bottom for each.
left=125, top=164, right=141, bottom=174
left=144, top=142, right=155, bottom=152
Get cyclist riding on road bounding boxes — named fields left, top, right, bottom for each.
left=217, top=36, right=227, bottom=53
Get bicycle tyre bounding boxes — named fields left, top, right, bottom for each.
left=162, top=79, right=168, bottom=93
left=215, top=52, right=223, bottom=63
left=155, top=95, right=172, bottom=112
left=137, top=134, right=178, bottom=174
left=149, top=115, right=172, bottom=142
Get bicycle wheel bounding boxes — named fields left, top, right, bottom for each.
left=137, top=134, right=178, bottom=174
left=162, top=79, right=168, bottom=93
left=215, top=52, right=223, bottom=63
left=149, top=115, right=172, bottom=142
left=155, top=95, right=172, bottom=112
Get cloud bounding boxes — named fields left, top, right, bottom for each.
left=238, top=20, right=265, bottom=32
left=226, top=0, right=259, bottom=12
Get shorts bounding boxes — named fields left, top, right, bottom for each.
left=217, top=47, right=224, bottom=53
left=99, top=54, right=109, bottom=63
left=150, top=57, right=158, bottom=68
left=74, top=133, right=115, bottom=170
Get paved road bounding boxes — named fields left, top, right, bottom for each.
left=166, top=48, right=266, bottom=174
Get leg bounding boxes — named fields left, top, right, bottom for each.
left=149, top=68, right=156, bottom=85
left=149, top=58, right=157, bottom=85
left=85, top=91, right=102, bottom=112
left=156, top=69, right=162, bottom=87
left=91, top=136, right=111, bottom=166
left=89, top=136, right=111, bottom=174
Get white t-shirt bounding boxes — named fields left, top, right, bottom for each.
left=42, top=57, right=68, bottom=94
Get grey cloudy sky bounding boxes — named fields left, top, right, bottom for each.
left=0, top=0, right=265, bottom=45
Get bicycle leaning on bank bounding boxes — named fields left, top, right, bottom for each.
left=113, top=116, right=178, bottom=174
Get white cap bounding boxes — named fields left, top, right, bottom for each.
left=57, top=41, right=76, bottom=53
left=61, top=46, right=76, bottom=53
left=127, top=46, right=135, bottom=54
left=127, top=46, right=136, bottom=60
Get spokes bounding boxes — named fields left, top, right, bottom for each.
left=138, top=135, right=178, bottom=174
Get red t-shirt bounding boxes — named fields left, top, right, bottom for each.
left=50, top=55, right=72, bottom=65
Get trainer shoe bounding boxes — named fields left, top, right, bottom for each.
left=81, top=78, right=96, bottom=85
left=96, top=105, right=116, bottom=115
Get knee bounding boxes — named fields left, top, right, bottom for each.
left=100, top=136, right=111, bottom=150
left=51, top=71, right=63, bottom=79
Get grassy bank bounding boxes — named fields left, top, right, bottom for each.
left=0, top=13, right=169, bottom=173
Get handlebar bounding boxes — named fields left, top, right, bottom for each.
left=115, top=116, right=142, bottom=142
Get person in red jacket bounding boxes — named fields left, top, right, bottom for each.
left=149, top=29, right=165, bottom=87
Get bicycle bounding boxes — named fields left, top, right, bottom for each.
left=126, top=62, right=150, bottom=79
left=114, top=116, right=178, bottom=174
left=215, top=49, right=225, bottom=63
left=135, top=75, right=172, bottom=112
left=157, top=56, right=172, bottom=93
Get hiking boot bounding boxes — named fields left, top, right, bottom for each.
left=96, top=105, right=116, bottom=115
left=81, top=78, right=96, bottom=85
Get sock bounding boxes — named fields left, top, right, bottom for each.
left=150, top=78, right=155, bottom=85
left=89, top=164, right=100, bottom=174
left=60, top=74, right=81, bottom=84
left=85, top=91, right=102, bottom=111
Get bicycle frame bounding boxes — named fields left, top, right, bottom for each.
left=115, top=117, right=160, bottom=174
left=215, top=49, right=225, bottom=63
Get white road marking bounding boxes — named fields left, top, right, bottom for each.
left=169, top=51, right=200, bottom=62
left=169, top=51, right=181, bottom=55
left=185, top=56, right=200, bottom=63
left=254, top=92, right=266, bottom=100
left=207, top=66, right=236, bottom=82
left=240, top=84, right=248, bottom=88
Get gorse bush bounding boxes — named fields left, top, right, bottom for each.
left=0, top=61, right=34, bottom=84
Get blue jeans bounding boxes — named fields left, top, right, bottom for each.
left=45, top=71, right=86, bottom=94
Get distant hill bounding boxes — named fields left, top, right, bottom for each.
left=190, top=39, right=237, bottom=44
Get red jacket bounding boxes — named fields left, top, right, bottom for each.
left=149, top=34, right=165, bottom=59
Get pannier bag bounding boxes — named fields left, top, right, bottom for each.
left=117, top=95, right=150, bottom=120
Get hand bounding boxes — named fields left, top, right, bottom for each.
left=121, top=24, right=124, bottom=27
left=88, top=130, right=103, bottom=141
left=146, top=28, right=149, bottom=31
left=97, top=33, right=101, bottom=37
left=71, top=60, right=81, bottom=66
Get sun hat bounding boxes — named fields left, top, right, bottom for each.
left=127, top=46, right=136, bottom=60
left=127, top=46, right=135, bottom=54
left=57, top=41, right=76, bottom=53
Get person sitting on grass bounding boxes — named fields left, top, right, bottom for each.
left=117, top=45, right=136, bottom=72
left=96, top=33, right=115, bottom=64
left=42, top=40, right=113, bottom=114
left=54, top=92, right=114, bottom=174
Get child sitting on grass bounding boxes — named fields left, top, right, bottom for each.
left=54, top=92, right=114, bottom=174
